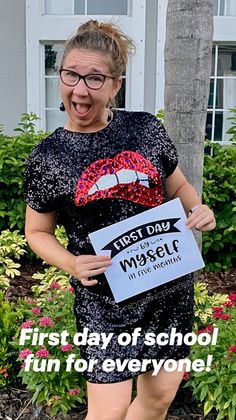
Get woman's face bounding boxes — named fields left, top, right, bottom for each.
left=60, top=48, right=122, bottom=132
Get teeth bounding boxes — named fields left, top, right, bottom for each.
left=87, top=169, right=150, bottom=196
left=96, top=174, right=117, bottom=190
left=88, top=184, right=98, bottom=195
left=116, top=169, right=136, bottom=183
left=136, top=171, right=149, bottom=188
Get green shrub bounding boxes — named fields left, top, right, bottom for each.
left=13, top=285, right=86, bottom=416
left=0, top=113, right=47, bottom=231
left=186, top=285, right=236, bottom=420
left=0, top=229, right=27, bottom=289
left=0, top=291, right=25, bottom=388
left=227, top=107, right=236, bottom=142
left=202, top=141, right=236, bottom=271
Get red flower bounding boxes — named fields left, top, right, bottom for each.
left=32, top=307, right=41, bottom=314
left=212, top=307, right=224, bottom=313
left=228, top=293, right=236, bottom=302
left=61, top=344, right=73, bottom=352
left=205, top=324, right=214, bottom=334
left=39, top=316, right=54, bottom=327
left=183, top=372, right=190, bottom=381
left=198, top=324, right=215, bottom=335
left=197, top=328, right=206, bottom=335
left=36, top=348, right=49, bottom=358
left=20, top=320, right=35, bottom=329
left=213, top=313, right=223, bottom=319
left=228, top=345, right=236, bottom=353
left=221, top=314, right=231, bottom=320
left=19, top=349, right=33, bottom=359
left=68, top=387, right=81, bottom=396
left=223, top=300, right=234, bottom=307
left=50, top=282, right=60, bottom=289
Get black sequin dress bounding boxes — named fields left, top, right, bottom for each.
left=24, top=111, right=194, bottom=383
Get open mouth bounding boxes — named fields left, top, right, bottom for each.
left=73, top=102, right=91, bottom=116
left=74, top=151, right=164, bottom=207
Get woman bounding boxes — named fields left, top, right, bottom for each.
left=25, top=20, right=216, bottom=420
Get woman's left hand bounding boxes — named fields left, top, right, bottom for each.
left=186, top=204, right=216, bottom=231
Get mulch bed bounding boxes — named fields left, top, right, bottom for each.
left=1, top=265, right=235, bottom=419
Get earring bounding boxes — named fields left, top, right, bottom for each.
left=59, top=102, right=65, bottom=111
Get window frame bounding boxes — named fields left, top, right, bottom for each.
left=26, top=0, right=146, bottom=131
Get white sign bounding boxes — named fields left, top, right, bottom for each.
left=89, top=198, right=204, bottom=302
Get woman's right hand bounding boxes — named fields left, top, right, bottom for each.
left=72, top=255, right=112, bottom=286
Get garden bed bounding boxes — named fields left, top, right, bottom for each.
left=0, top=266, right=235, bottom=419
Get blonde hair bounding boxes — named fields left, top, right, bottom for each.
left=60, top=20, right=135, bottom=79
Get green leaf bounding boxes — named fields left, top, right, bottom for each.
left=204, top=400, right=214, bottom=416
left=229, top=375, right=236, bottom=384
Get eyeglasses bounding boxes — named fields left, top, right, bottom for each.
left=59, top=69, right=114, bottom=90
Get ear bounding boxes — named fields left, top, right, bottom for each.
left=112, top=77, right=122, bottom=99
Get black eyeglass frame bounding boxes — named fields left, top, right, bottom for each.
left=59, top=69, right=115, bottom=90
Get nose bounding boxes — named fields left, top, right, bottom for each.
left=73, top=78, right=89, bottom=95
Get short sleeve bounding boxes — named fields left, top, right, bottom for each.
left=24, top=143, right=58, bottom=213
left=148, top=114, right=178, bottom=177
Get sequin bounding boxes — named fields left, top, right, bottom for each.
left=24, top=110, right=194, bottom=384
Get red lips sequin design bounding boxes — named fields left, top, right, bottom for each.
left=74, top=151, right=164, bottom=207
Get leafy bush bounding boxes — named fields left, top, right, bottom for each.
left=0, top=229, right=27, bottom=289
left=193, top=282, right=228, bottom=326
left=227, top=107, right=236, bottom=142
left=186, top=285, right=236, bottom=420
left=13, top=286, right=86, bottom=416
left=202, top=141, right=236, bottom=271
left=0, top=291, right=25, bottom=388
left=0, top=113, right=46, bottom=231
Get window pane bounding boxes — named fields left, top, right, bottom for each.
left=45, top=44, right=65, bottom=131
left=213, top=0, right=218, bottom=15
left=211, top=46, right=215, bottom=76
left=45, top=0, right=73, bottom=15
left=87, top=0, right=127, bottom=15
left=46, top=110, right=67, bottom=132
left=214, top=111, right=223, bottom=141
left=213, top=0, right=225, bottom=15
left=216, top=79, right=224, bottom=109
left=208, top=79, right=224, bottom=109
left=45, top=44, right=64, bottom=75
left=46, top=78, right=61, bottom=108
left=223, top=77, right=236, bottom=110
left=223, top=110, right=234, bottom=141
left=206, top=112, right=213, bottom=140
left=217, top=46, right=236, bottom=76
left=226, top=0, right=236, bottom=15
left=213, top=0, right=236, bottom=15
left=208, top=79, right=214, bottom=108
left=74, top=0, right=85, bottom=14
left=116, top=79, right=126, bottom=108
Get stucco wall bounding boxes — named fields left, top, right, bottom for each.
left=0, top=0, right=26, bottom=134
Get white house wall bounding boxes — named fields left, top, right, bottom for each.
left=0, top=0, right=27, bottom=134
left=0, top=1, right=236, bottom=135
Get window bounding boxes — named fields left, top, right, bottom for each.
left=207, top=45, right=236, bottom=142
left=26, top=0, right=145, bottom=131
left=44, top=44, right=127, bottom=131
left=45, top=0, right=128, bottom=15
left=213, top=0, right=236, bottom=16
left=45, top=44, right=66, bottom=132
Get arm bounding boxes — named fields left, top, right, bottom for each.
left=25, top=205, right=111, bottom=286
left=166, top=166, right=216, bottom=231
